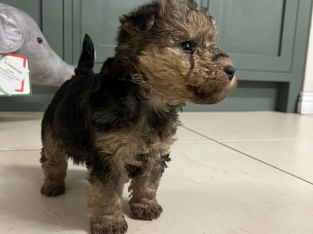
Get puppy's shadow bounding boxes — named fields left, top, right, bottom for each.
left=2, top=165, right=136, bottom=233
left=0, top=114, right=42, bottom=123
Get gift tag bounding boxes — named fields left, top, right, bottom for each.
left=0, top=54, right=31, bottom=96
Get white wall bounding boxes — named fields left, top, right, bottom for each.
left=298, top=8, right=313, bottom=114
left=303, top=7, right=313, bottom=92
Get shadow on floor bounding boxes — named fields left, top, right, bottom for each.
left=0, top=114, right=43, bottom=123
left=1, top=165, right=137, bottom=233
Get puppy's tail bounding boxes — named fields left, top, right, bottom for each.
left=74, top=34, right=96, bottom=76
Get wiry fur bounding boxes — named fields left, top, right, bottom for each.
left=40, top=0, right=237, bottom=233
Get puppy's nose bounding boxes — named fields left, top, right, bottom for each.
left=224, top=66, right=235, bottom=81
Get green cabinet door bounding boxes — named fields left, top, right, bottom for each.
left=77, top=0, right=299, bottom=73
left=79, top=0, right=146, bottom=68
left=208, top=0, right=297, bottom=72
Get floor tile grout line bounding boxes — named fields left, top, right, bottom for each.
left=181, top=126, right=217, bottom=142
left=181, top=126, right=313, bottom=186
left=178, top=127, right=313, bottom=143
left=0, top=148, right=41, bottom=153
left=217, top=143, right=313, bottom=185
left=219, top=137, right=313, bottom=143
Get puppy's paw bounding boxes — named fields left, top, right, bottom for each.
left=40, top=182, right=65, bottom=197
left=130, top=201, right=163, bottom=220
left=90, top=218, right=128, bottom=234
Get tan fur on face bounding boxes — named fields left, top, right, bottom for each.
left=183, top=10, right=217, bottom=45
left=137, top=44, right=236, bottom=105
left=188, top=48, right=237, bottom=104
left=128, top=1, right=237, bottom=105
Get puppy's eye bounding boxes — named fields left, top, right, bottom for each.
left=37, top=37, right=43, bottom=44
left=181, top=41, right=195, bottom=54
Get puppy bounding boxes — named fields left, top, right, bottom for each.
left=40, top=0, right=237, bottom=233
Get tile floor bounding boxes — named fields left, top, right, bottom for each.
left=0, top=112, right=313, bottom=234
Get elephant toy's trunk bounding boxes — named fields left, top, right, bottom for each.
left=21, top=43, right=77, bottom=87
left=27, top=47, right=76, bottom=87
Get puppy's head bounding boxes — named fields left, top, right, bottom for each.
left=117, top=0, right=237, bottom=105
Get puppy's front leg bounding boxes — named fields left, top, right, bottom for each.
left=129, top=155, right=169, bottom=220
left=87, top=164, right=128, bottom=234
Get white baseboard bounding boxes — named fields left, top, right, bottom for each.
left=298, top=92, right=313, bottom=114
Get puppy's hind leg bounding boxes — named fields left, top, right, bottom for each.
left=40, top=144, right=68, bottom=197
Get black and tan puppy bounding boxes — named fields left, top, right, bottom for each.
left=40, top=0, right=237, bottom=233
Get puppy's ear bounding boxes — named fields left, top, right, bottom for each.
left=120, top=2, right=159, bottom=36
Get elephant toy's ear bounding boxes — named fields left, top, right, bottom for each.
left=0, top=9, right=25, bottom=53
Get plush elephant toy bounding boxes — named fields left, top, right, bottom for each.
left=0, top=3, right=75, bottom=86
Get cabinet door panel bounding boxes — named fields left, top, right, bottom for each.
left=81, top=0, right=146, bottom=63
left=80, top=0, right=298, bottom=72
left=206, top=0, right=298, bottom=72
